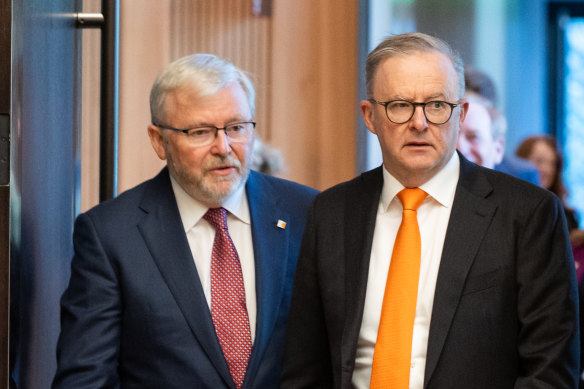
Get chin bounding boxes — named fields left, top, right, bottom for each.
left=207, top=171, right=248, bottom=199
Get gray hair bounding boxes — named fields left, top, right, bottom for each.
left=365, top=32, right=465, bottom=99
left=465, top=92, right=507, bottom=141
left=150, top=54, right=256, bottom=124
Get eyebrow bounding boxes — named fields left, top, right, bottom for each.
left=425, top=93, right=447, bottom=100
left=390, top=93, right=448, bottom=102
left=181, top=117, right=248, bottom=129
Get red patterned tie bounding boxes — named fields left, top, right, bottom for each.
left=204, top=207, right=252, bottom=389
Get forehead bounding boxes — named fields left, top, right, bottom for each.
left=532, top=140, right=556, bottom=158
left=165, top=82, right=251, bottom=121
left=373, top=50, right=460, bottom=99
left=464, top=103, right=491, bottom=129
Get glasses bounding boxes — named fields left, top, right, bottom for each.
left=369, top=99, right=460, bottom=125
left=153, top=120, right=256, bottom=147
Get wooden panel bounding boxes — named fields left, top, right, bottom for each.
left=271, top=0, right=358, bottom=189
left=315, top=1, right=359, bottom=189
left=117, top=0, right=171, bottom=193
left=80, top=0, right=102, bottom=212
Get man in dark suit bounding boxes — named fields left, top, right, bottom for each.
left=53, top=54, right=317, bottom=389
left=281, top=32, right=579, bottom=388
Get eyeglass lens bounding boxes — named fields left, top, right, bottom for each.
left=186, top=122, right=254, bottom=146
left=385, top=101, right=453, bottom=124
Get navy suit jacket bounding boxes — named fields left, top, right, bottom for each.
left=53, top=168, right=317, bottom=389
left=281, top=154, right=579, bottom=388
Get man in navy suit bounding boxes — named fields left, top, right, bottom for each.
left=281, top=33, right=579, bottom=388
left=53, top=54, right=317, bottom=389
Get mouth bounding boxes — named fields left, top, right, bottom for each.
left=404, top=141, right=431, bottom=149
left=209, top=165, right=237, bottom=175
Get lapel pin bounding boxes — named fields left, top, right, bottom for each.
left=277, top=220, right=287, bottom=229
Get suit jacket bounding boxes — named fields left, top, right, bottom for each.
left=281, top=154, right=579, bottom=388
left=53, top=168, right=318, bottom=389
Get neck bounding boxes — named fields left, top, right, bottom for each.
left=390, top=171, right=431, bottom=189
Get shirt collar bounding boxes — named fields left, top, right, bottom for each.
left=380, top=152, right=460, bottom=211
left=170, top=176, right=251, bottom=232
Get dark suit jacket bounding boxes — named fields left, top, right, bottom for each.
left=281, top=154, right=579, bottom=388
left=53, top=168, right=317, bottom=389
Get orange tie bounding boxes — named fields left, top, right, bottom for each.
left=370, top=188, right=428, bottom=388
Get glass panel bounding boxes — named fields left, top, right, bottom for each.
left=564, top=19, right=584, bottom=227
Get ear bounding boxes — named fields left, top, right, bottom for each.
left=458, top=98, right=469, bottom=125
left=493, top=137, right=505, bottom=166
left=360, top=99, right=378, bottom=135
left=148, top=124, right=167, bottom=161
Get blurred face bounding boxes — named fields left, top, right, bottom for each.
left=148, top=82, right=254, bottom=207
left=457, top=102, right=504, bottom=169
left=528, top=140, right=556, bottom=189
left=360, top=51, right=468, bottom=187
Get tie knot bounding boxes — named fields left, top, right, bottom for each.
left=397, top=188, right=427, bottom=211
left=203, top=207, right=228, bottom=231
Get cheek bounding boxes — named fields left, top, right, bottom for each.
left=232, top=142, right=253, bottom=164
left=477, top=137, right=491, bottom=152
left=378, top=130, right=399, bottom=154
left=173, top=145, right=206, bottom=169
left=440, top=125, right=458, bottom=148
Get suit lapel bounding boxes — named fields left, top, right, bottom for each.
left=244, top=171, right=290, bottom=379
left=423, top=157, right=497, bottom=386
left=136, top=169, right=234, bottom=387
left=342, top=168, right=384, bottom=380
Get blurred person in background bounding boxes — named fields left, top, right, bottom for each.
left=457, top=92, right=505, bottom=169
left=464, top=67, right=540, bottom=185
left=516, top=135, right=579, bottom=231
left=249, top=136, right=286, bottom=176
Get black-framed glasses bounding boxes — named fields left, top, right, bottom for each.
left=153, top=120, right=256, bottom=147
left=368, top=99, right=460, bottom=125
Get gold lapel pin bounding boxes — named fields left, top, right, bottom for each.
left=277, top=220, right=287, bottom=229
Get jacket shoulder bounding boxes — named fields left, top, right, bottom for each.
left=82, top=169, right=170, bottom=222
left=248, top=171, right=319, bottom=204
left=316, top=167, right=382, bottom=203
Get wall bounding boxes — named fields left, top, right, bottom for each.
left=504, top=0, right=548, bottom=152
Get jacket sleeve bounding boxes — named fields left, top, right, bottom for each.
left=52, top=212, right=122, bottom=389
left=514, top=194, right=580, bottom=388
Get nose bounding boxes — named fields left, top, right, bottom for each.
left=410, top=106, right=428, bottom=130
left=210, top=129, right=232, bottom=155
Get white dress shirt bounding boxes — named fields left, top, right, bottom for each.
left=170, top=178, right=257, bottom=342
left=352, top=153, right=460, bottom=389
